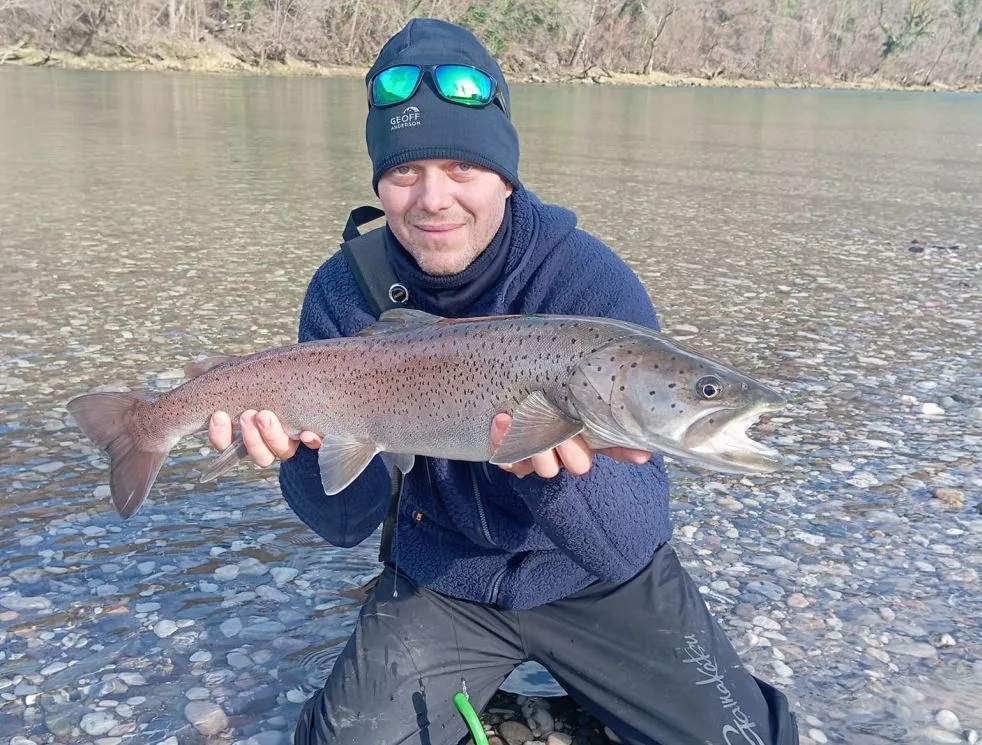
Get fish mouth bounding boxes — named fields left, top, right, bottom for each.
left=679, top=399, right=786, bottom=474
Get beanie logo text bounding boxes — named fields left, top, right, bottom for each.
left=390, top=106, right=421, bottom=131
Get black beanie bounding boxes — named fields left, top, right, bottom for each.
left=365, top=18, right=521, bottom=194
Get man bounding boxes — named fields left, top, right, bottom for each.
left=209, top=18, right=799, bottom=745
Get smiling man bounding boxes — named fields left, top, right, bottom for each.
left=208, top=17, right=799, bottom=745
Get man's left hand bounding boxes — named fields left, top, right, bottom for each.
left=490, top=412, right=651, bottom=479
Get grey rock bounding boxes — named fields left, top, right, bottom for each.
left=184, top=701, right=229, bottom=735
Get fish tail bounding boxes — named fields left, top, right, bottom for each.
left=67, top=392, right=169, bottom=519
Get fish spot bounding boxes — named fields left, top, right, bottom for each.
left=668, top=383, right=676, bottom=389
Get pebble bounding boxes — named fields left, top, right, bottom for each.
left=752, top=615, right=782, bottom=631
left=935, top=710, right=960, bottom=731
left=80, top=711, right=118, bottom=735
left=546, top=734, right=573, bottom=745
left=498, top=720, right=534, bottom=744
left=919, top=727, right=964, bottom=743
left=933, top=488, right=965, bottom=508
left=153, top=620, right=178, bottom=638
left=270, top=567, right=299, bottom=585
left=0, top=595, right=52, bottom=611
left=808, top=729, right=828, bottom=744
left=190, top=650, right=213, bottom=663
left=885, top=642, right=938, bottom=658
left=215, top=565, right=239, bottom=581
left=221, top=617, right=244, bottom=637
left=228, top=652, right=252, bottom=669
left=184, top=701, right=229, bottom=735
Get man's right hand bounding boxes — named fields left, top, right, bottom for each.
left=208, top=410, right=323, bottom=468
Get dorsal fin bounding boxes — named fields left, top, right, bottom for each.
left=356, top=308, right=445, bottom=337
left=184, top=355, right=238, bottom=380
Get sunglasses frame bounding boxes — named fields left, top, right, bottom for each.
left=368, top=64, right=510, bottom=118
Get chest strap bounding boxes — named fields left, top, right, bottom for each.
left=338, top=206, right=413, bottom=563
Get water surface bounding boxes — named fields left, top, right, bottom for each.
left=1, top=69, right=980, bottom=744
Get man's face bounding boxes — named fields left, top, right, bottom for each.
left=378, top=159, right=513, bottom=276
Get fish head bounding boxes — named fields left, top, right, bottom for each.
left=571, top=335, right=787, bottom=474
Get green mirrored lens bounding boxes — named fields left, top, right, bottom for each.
left=373, top=66, right=421, bottom=106
left=433, top=65, right=494, bottom=106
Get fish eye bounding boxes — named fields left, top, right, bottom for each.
left=696, top=375, right=724, bottom=399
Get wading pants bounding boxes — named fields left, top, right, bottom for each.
left=294, top=542, right=799, bottom=745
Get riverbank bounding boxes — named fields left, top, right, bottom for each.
left=3, top=43, right=981, bottom=94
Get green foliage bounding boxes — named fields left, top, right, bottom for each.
left=459, top=0, right=561, bottom=57
left=226, top=0, right=255, bottom=31
left=879, top=0, right=933, bottom=60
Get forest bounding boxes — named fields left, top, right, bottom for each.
left=2, top=0, right=980, bottom=88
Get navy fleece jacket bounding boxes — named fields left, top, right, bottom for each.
left=279, top=188, right=673, bottom=610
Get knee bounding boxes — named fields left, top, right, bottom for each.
left=292, top=688, right=419, bottom=745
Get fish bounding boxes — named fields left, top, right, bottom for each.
left=67, top=309, right=786, bottom=519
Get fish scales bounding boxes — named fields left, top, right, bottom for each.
left=67, top=310, right=786, bottom=519
left=149, top=316, right=626, bottom=462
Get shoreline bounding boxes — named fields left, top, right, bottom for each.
left=3, top=45, right=981, bottom=94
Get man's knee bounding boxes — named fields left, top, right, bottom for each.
left=292, top=686, right=460, bottom=745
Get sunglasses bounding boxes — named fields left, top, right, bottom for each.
left=368, top=64, right=509, bottom=118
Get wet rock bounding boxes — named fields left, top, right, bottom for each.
left=80, top=710, right=118, bottom=735
left=0, top=595, right=51, bottom=611
left=497, top=719, right=534, bottom=745
left=933, top=488, right=965, bottom=508
left=935, top=710, right=960, bottom=731
left=184, top=701, right=228, bottom=735
left=153, top=620, right=178, bottom=638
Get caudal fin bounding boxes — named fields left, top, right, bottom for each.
left=66, top=392, right=169, bottom=519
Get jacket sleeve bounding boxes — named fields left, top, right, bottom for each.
left=508, top=236, right=674, bottom=581
left=277, top=259, right=394, bottom=547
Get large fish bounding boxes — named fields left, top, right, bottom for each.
left=67, top=310, right=786, bottom=519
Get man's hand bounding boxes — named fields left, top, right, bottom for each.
left=490, top=412, right=651, bottom=479
left=208, top=410, right=322, bottom=468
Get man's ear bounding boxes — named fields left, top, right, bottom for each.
left=504, top=179, right=514, bottom=198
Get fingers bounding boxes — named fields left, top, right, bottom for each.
left=554, top=436, right=593, bottom=476
left=599, top=447, right=652, bottom=465
left=208, top=411, right=233, bottom=451
left=489, top=413, right=511, bottom=451
left=299, top=431, right=323, bottom=449
left=490, top=411, right=649, bottom=479
left=238, top=409, right=301, bottom=468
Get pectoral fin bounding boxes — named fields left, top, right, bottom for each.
left=200, top=436, right=248, bottom=483
left=381, top=452, right=416, bottom=475
left=317, top=435, right=380, bottom=494
left=489, top=392, right=583, bottom=465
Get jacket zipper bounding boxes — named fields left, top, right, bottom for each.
left=471, top=466, right=495, bottom=547
left=487, top=565, right=508, bottom=606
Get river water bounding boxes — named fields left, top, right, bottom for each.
left=1, top=68, right=980, bottom=744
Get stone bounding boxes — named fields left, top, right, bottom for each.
left=80, top=711, right=118, bottom=735
left=497, top=719, right=534, bottom=745
left=933, top=488, right=965, bottom=508
left=153, top=620, right=178, bottom=638
left=935, top=710, right=960, bottom=731
left=184, top=701, right=228, bottom=735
